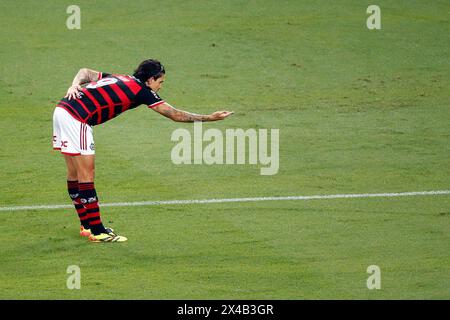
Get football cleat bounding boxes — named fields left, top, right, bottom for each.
left=80, top=226, right=91, bottom=237
left=88, top=231, right=127, bottom=243
left=80, top=226, right=114, bottom=237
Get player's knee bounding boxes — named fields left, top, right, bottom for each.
left=67, top=167, right=78, bottom=180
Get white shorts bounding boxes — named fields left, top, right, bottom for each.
left=52, top=107, right=95, bottom=156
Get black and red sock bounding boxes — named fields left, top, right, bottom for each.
left=67, top=180, right=90, bottom=229
left=78, top=182, right=107, bottom=235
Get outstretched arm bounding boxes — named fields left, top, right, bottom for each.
left=65, top=68, right=101, bottom=100
left=152, top=102, right=233, bottom=122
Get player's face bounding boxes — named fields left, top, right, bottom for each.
left=146, top=74, right=165, bottom=92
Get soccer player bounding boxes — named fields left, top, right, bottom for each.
left=53, top=59, right=233, bottom=243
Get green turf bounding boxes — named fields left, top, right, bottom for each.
left=0, top=0, right=449, bottom=299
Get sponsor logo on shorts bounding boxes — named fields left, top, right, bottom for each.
left=90, top=143, right=95, bottom=151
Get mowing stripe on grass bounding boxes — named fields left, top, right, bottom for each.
left=1, top=190, right=449, bottom=212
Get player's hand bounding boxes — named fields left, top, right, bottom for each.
left=65, top=84, right=82, bottom=100
left=209, top=111, right=234, bottom=121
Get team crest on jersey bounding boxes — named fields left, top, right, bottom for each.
left=90, top=143, right=95, bottom=151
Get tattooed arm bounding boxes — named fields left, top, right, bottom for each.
left=65, top=68, right=101, bottom=100
left=152, top=102, right=233, bottom=122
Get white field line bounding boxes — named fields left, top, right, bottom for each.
left=1, top=190, right=449, bottom=212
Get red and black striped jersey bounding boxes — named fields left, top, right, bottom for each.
left=57, top=72, right=165, bottom=126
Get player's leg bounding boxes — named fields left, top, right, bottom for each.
left=71, top=154, right=106, bottom=234
left=64, top=155, right=91, bottom=236
left=54, top=107, right=91, bottom=236
left=72, top=155, right=127, bottom=242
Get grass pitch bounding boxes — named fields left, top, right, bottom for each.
left=0, top=0, right=449, bottom=299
